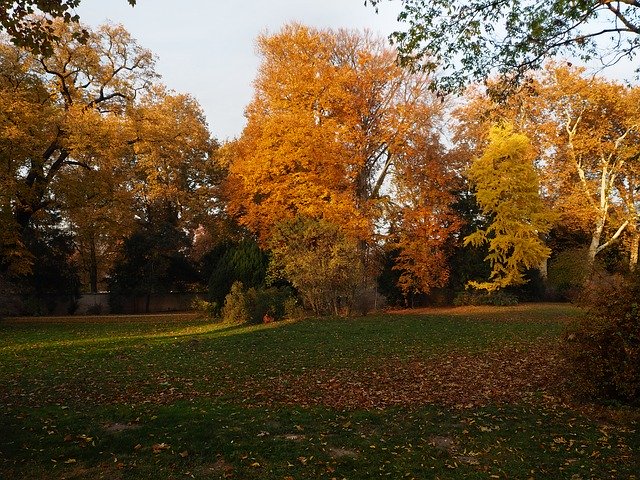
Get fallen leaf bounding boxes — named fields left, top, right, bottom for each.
left=152, top=443, right=171, bottom=454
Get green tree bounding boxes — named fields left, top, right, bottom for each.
left=207, top=239, right=269, bottom=308
left=465, top=124, right=554, bottom=291
left=367, top=0, right=640, bottom=92
left=108, top=202, right=197, bottom=313
left=0, top=0, right=136, bottom=55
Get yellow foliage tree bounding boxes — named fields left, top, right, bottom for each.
left=465, top=124, right=554, bottom=291
left=0, top=20, right=218, bottom=289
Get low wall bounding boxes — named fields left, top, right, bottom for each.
left=0, top=292, right=203, bottom=316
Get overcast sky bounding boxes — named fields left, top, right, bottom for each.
left=76, top=0, right=403, bottom=141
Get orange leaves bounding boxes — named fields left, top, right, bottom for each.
left=227, top=24, right=458, bottom=297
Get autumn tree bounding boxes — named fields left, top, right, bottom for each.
left=390, top=131, right=460, bottom=296
left=0, top=20, right=220, bottom=295
left=531, top=66, right=640, bottom=268
left=367, top=0, right=640, bottom=92
left=57, top=166, right=134, bottom=293
left=268, top=217, right=366, bottom=315
left=227, top=24, right=458, bottom=296
left=0, top=20, right=154, bottom=261
left=453, top=65, right=640, bottom=271
left=465, top=124, right=554, bottom=291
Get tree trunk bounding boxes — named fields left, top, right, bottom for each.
left=538, top=256, right=548, bottom=280
left=587, top=217, right=605, bottom=267
left=89, top=233, right=98, bottom=294
left=630, top=229, right=639, bottom=271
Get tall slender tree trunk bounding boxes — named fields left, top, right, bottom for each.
left=630, top=228, right=639, bottom=271
left=89, top=233, right=98, bottom=294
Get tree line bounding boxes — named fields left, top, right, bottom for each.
left=1, top=19, right=639, bottom=315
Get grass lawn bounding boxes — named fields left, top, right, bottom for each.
left=1, top=304, right=638, bottom=479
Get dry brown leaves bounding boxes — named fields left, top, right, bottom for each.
left=237, top=343, right=563, bottom=410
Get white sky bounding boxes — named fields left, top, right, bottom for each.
left=76, top=0, right=403, bottom=141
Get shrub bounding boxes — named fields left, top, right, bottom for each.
left=191, top=297, right=218, bottom=318
left=268, top=217, right=366, bottom=315
left=208, top=239, right=269, bottom=308
left=221, top=282, right=297, bottom=324
left=562, top=272, right=640, bottom=404
left=221, top=281, right=251, bottom=324
left=283, top=296, right=305, bottom=320
left=453, top=290, right=518, bottom=306
left=547, top=248, right=593, bottom=300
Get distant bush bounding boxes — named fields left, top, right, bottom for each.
left=221, top=282, right=251, bottom=324
left=191, top=297, right=218, bottom=318
left=562, top=272, right=640, bottom=405
left=221, top=281, right=298, bottom=324
left=453, top=290, right=518, bottom=307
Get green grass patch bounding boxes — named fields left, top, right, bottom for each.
left=1, top=304, right=638, bottom=479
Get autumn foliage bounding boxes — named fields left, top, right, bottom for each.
left=226, top=24, right=459, bottom=299
left=465, top=124, right=553, bottom=291
left=4, top=18, right=640, bottom=312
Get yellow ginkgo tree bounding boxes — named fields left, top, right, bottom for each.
left=464, top=124, right=554, bottom=291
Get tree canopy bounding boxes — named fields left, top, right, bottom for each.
left=464, top=124, right=554, bottom=291
left=0, top=19, right=219, bottom=296
left=367, top=0, right=640, bottom=92
left=0, top=0, right=136, bottom=55
left=226, top=23, right=459, bottom=297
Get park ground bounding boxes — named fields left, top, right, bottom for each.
left=0, top=304, right=638, bottom=479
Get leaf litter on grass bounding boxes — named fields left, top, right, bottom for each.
left=2, top=307, right=638, bottom=479
left=235, top=342, right=564, bottom=410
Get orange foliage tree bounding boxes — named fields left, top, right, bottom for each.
left=453, top=65, right=640, bottom=271
left=226, top=24, right=459, bottom=296
left=532, top=66, right=640, bottom=268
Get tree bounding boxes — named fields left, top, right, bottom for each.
left=390, top=134, right=460, bottom=296
left=465, top=124, right=554, bottom=291
left=0, top=20, right=155, bottom=256
left=0, top=20, right=221, bottom=296
left=531, top=66, right=640, bottom=268
left=0, top=0, right=136, bottom=55
left=108, top=201, right=198, bottom=313
left=126, top=86, right=219, bottom=227
left=58, top=166, right=135, bottom=293
left=367, top=0, right=640, bottom=92
left=268, top=216, right=365, bottom=315
left=227, top=24, right=458, bottom=295
left=207, top=239, right=269, bottom=308
left=452, top=65, right=640, bottom=270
